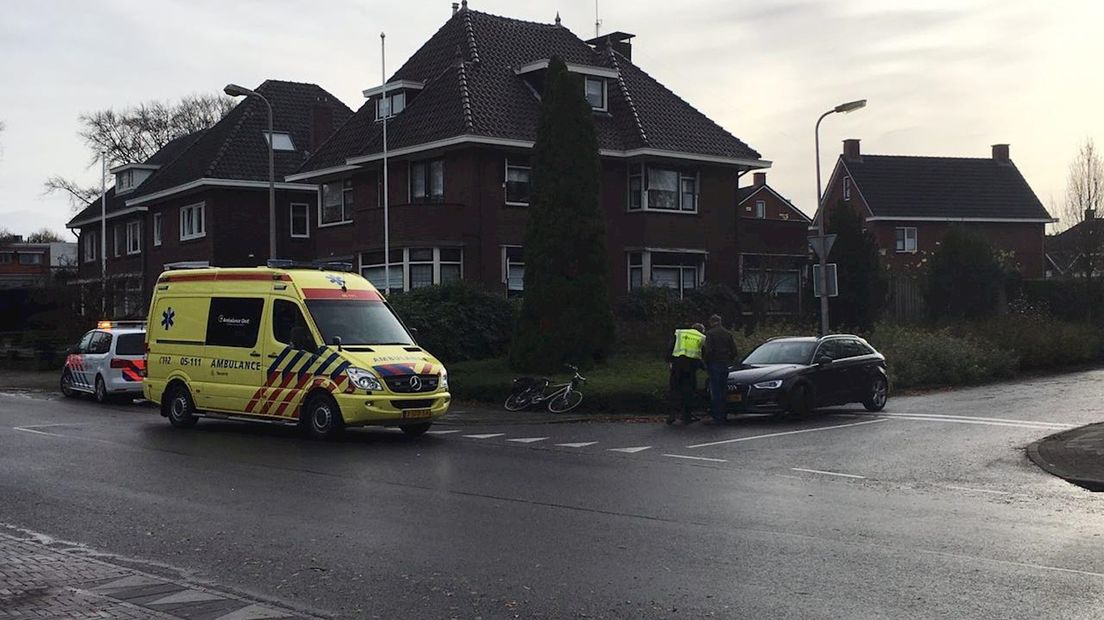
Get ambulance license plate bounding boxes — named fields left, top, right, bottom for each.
left=403, top=408, right=432, bottom=419
left=727, top=393, right=743, bottom=403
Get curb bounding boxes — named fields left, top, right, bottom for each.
left=1026, top=427, right=1104, bottom=492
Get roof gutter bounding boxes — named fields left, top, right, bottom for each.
left=125, top=178, right=318, bottom=206
left=865, top=216, right=1057, bottom=223
left=66, top=205, right=148, bottom=229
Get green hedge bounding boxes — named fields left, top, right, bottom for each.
left=388, top=283, right=516, bottom=363
left=867, top=324, right=1017, bottom=389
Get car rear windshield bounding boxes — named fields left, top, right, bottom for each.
left=115, top=333, right=145, bottom=356
left=743, top=341, right=816, bottom=365
left=305, top=300, right=413, bottom=347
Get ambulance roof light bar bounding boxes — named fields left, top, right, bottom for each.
left=265, top=259, right=355, bottom=273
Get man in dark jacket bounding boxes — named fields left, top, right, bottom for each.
left=701, top=314, right=738, bottom=424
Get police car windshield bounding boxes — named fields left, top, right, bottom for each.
left=743, top=341, right=817, bottom=366
left=305, top=300, right=414, bottom=347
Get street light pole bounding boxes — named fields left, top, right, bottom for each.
left=224, top=84, right=276, bottom=261
left=813, top=99, right=866, bottom=337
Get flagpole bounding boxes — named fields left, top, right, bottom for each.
left=381, top=32, right=391, bottom=296
left=100, top=151, right=107, bottom=316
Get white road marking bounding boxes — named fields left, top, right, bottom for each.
left=687, top=419, right=887, bottom=449
left=873, top=412, right=1074, bottom=429
left=507, top=437, right=549, bottom=443
left=426, top=429, right=461, bottom=435
left=943, top=485, right=1012, bottom=495
left=886, top=415, right=1068, bottom=430
left=791, top=467, right=866, bottom=479
left=608, top=446, right=651, bottom=454
left=13, top=426, right=68, bottom=438
left=463, top=433, right=505, bottom=439
left=556, top=442, right=598, bottom=448
left=663, top=454, right=727, bottom=463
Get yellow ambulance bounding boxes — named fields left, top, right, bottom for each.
left=144, top=264, right=450, bottom=438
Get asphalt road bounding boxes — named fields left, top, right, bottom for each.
left=2, top=370, right=1103, bottom=618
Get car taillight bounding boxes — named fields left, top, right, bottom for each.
left=110, top=359, right=128, bottom=368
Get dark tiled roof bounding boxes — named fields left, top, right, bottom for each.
left=66, top=130, right=205, bottom=226
left=844, top=155, right=1052, bottom=220
left=1045, top=218, right=1104, bottom=274
left=136, top=80, right=353, bottom=197
left=298, top=9, right=761, bottom=175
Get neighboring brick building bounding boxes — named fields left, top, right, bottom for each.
left=1046, top=211, right=1102, bottom=279
left=66, top=80, right=353, bottom=317
left=736, top=172, right=810, bottom=315
left=818, top=139, right=1055, bottom=278
left=289, top=6, right=770, bottom=298
left=0, top=238, right=76, bottom=289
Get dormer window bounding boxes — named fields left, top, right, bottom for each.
left=263, top=131, right=296, bottom=151
left=117, top=170, right=134, bottom=191
left=111, top=164, right=157, bottom=194
left=584, top=77, right=607, bottom=111
left=376, top=92, right=406, bottom=120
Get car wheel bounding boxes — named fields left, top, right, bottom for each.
left=864, top=376, right=888, bottom=412
left=165, top=384, right=199, bottom=428
left=401, top=422, right=432, bottom=437
left=94, top=376, right=109, bottom=404
left=787, top=383, right=812, bottom=419
left=302, top=393, right=344, bottom=440
left=60, top=373, right=77, bottom=398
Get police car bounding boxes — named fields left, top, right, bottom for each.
left=61, top=321, right=147, bottom=403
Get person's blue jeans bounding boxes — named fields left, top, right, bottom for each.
left=707, top=362, right=729, bottom=421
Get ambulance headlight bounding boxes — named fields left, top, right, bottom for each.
left=439, top=369, right=448, bottom=391
left=346, top=367, right=383, bottom=392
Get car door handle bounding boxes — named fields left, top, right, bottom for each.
left=267, top=353, right=279, bottom=359
left=250, top=351, right=261, bottom=358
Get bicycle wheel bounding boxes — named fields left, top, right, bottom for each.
left=547, top=389, right=583, bottom=413
left=504, top=391, right=533, bottom=411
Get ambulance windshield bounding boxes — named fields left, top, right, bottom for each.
left=305, top=300, right=414, bottom=347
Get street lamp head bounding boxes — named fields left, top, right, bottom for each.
left=223, top=83, right=254, bottom=98
left=834, top=99, right=867, bottom=114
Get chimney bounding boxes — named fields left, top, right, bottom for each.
left=992, top=144, right=1010, bottom=163
left=585, top=32, right=634, bottom=61
left=309, top=100, right=335, bottom=153
left=1086, top=209, right=1097, bottom=221
left=753, top=172, right=766, bottom=187
left=451, top=2, right=459, bottom=15
left=843, top=138, right=861, bottom=161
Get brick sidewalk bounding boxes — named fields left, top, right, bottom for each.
left=0, top=532, right=315, bottom=619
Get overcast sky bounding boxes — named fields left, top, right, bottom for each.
left=1, top=0, right=1101, bottom=239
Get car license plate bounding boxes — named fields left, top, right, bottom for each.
left=727, top=393, right=742, bottom=403
left=402, top=408, right=432, bottom=419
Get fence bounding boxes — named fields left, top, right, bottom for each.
left=888, top=275, right=926, bottom=322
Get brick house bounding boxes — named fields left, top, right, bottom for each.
left=66, top=80, right=352, bottom=317
left=288, top=5, right=770, bottom=299
left=0, top=238, right=77, bottom=289
left=818, top=139, right=1055, bottom=278
left=736, top=172, right=810, bottom=315
left=1045, top=212, right=1102, bottom=279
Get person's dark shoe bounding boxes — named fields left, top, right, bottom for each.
left=682, top=416, right=698, bottom=425
left=700, top=417, right=726, bottom=426
left=666, top=414, right=677, bottom=425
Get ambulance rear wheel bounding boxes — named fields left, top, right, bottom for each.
left=401, top=422, right=432, bottom=437
left=166, top=384, right=198, bottom=428
left=302, top=393, right=344, bottom=440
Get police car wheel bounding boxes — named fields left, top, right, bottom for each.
left=303, top=394, right=343, bottom=440
left=94, top=376, right=109, bottom=404
left=166, top=385, right=198, bottom=428
left=60, top=374, right=76, bottom=398
left=401, top=422, right=432, bottom=437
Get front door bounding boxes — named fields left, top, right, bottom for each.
left=809, top=339, right=848, bottom=406
left=202, top=296, right=267, bottom=413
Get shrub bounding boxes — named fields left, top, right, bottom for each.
left=388, top=283, right=516, bottom=363
left=614, top=284, right=745, bottom=355
left=964, top=316, right=1104, bottom=371
left=926, top=227, right=1005, bottom=320
left=868, top=323, right=1017, bottom=389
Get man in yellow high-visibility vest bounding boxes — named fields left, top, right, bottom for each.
left=667, top=323, right=706, bottom=425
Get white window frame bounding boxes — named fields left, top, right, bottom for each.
left=584, top=77, right=607, bottom=112
left=843, top=176, right=852, bottom=201
left=290, top=203, right=310, bottom=238
left=628, top=164, right=699, bottom=214
left=755, top=200, right=766, bottom=219
left=375, top=92, right=406, bottom=120
left=895, top=227, right=918, bottom=253
left=626, top=249, right=706, bottom=298
left=83, top=231, right=97, bottom=262
left=152, top=212, right=162, bottom=247
left=360, top=247, right=463, bottom=292
left=117, top=169, right=134, bottom=191
left=179, top=202, right=206, bottom=241
left=318, top=179, right=354, bottom=227
left=125, top=220, right=141, bottom=255
left=501, top=246, right=525, bottom=297
left=504, top=158, right=531, bottom=206
left=263, top=131, right=296, bottom=152
left=409, top=159, right=444, bottom=202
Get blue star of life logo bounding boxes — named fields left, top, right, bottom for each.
left=326, top=275, right=346, bottom=288
left=161, top=307, right=175, bottom=330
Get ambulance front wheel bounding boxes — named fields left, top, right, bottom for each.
left=165, top=384, right=198, bottom=428
left=302, top=393, right=344, bottom=440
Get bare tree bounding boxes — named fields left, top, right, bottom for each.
left=45, top=93, right=235, bottom=210
left=1061, top=138, right=1104, bottom=279
left=25, top=228, right=65, bottom=243
left=0, top=227, right=19, bottom=244
left=741, top=255, right=802, bottom=332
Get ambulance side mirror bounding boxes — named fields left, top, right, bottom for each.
left=409, top=327, right=419, bottom=338
left=331, top=336, right=342, bottom=351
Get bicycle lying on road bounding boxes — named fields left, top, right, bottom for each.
left=504, top=365, right=587, bottom=413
